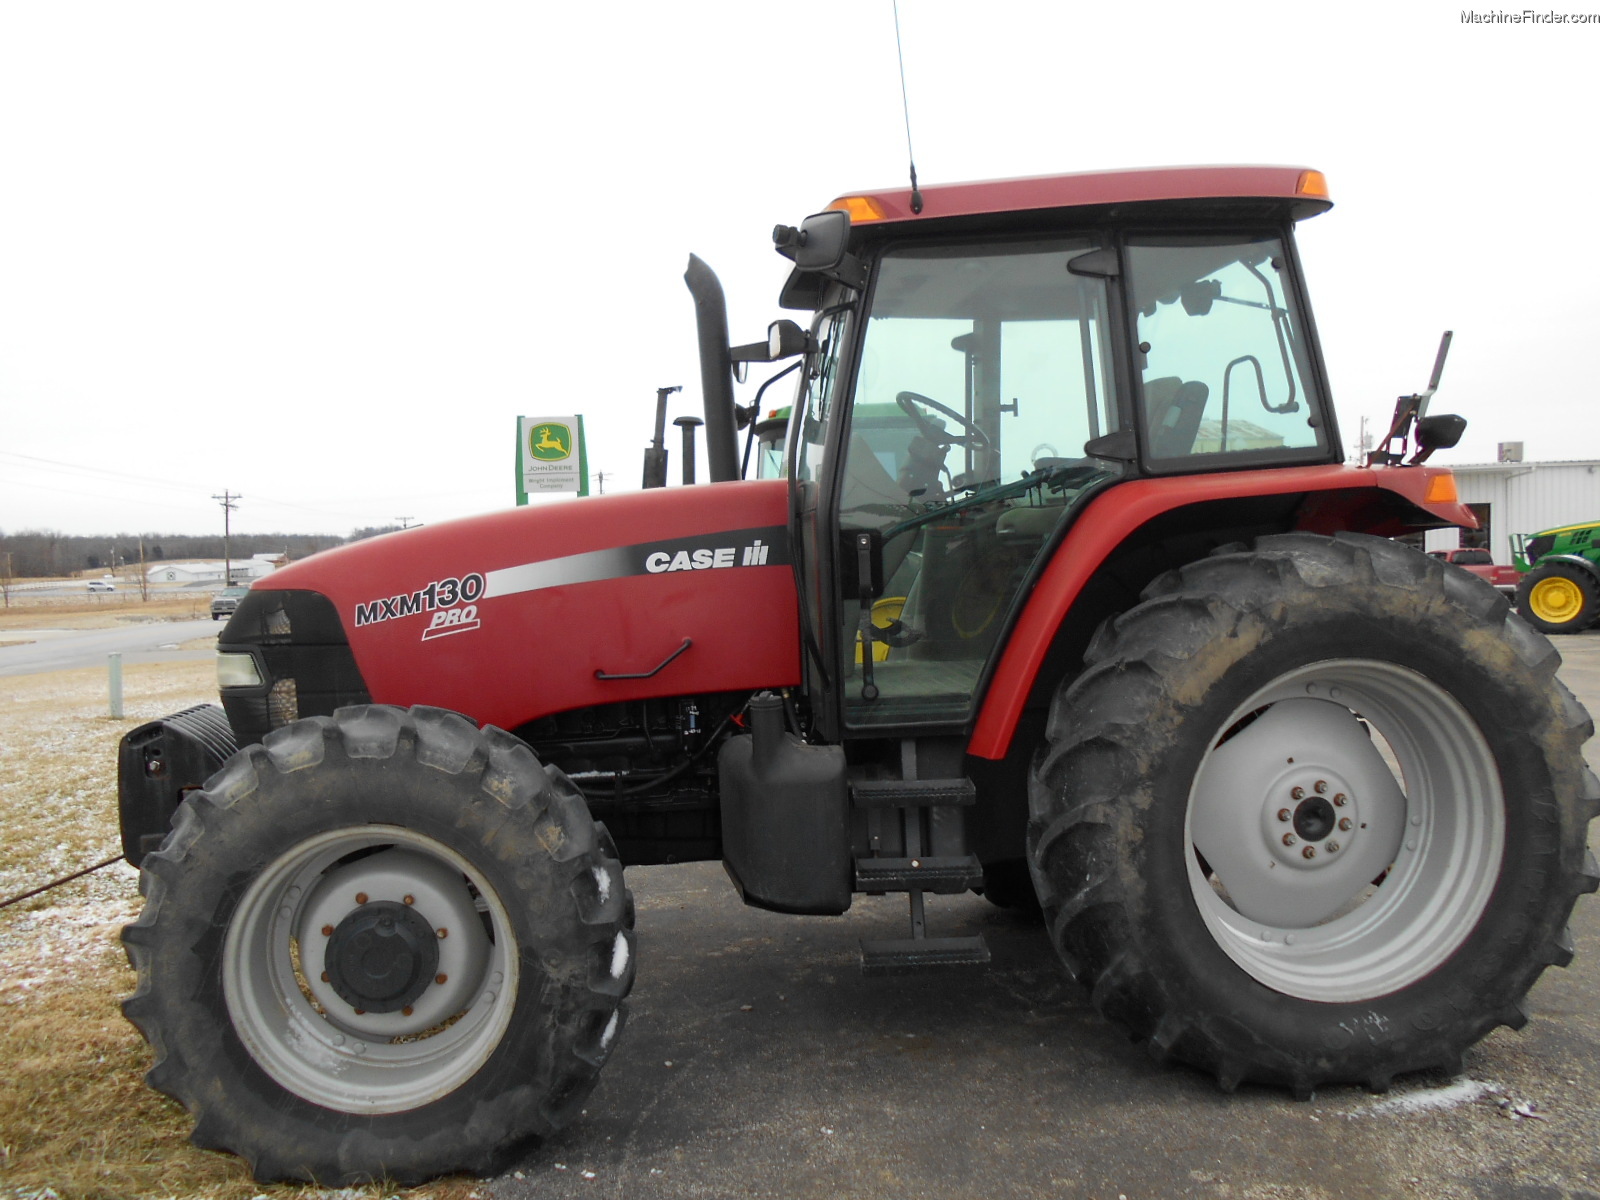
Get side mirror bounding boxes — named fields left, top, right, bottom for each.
left=767, top=320, right=810, bottom=360
left=729, top=319, right=810, bottom=377
left=772, top=211, right=866, bottom=289
left=774, top=210, right=849, bottom=270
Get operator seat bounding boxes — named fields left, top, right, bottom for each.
left=1144, top=376, right=1210, bottom=459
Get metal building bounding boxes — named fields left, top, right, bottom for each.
left=1424, top=460, right=1600, bottom=565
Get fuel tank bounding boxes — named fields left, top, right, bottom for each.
left=249, top=480, right=801, bottom=732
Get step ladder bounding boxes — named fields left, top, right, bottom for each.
left=852, top=755, right=990, bottom=974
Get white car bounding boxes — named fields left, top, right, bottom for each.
left=86, top=579, right=116, bottom=592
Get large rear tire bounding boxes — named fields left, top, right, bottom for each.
left=1516, top=562, right=1600, bottom=634
left=122, top=705, right=634, bottom=1184
left=1028, top=533, right=1600, bottom=1095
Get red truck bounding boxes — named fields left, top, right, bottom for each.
left=1428, top=547, right=1522, bottom=595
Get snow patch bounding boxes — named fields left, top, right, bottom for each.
left=600, top=1010, right=619, bottom=1049
left=1351, top=1078, right=1497, bottom=1118
left=592, top=865, right=611, bottom=904
left=610, top=931, right=630, bottom=979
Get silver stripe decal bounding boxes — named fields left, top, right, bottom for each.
left=482, top=547, right=630, bottom=601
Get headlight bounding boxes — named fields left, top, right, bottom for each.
left=216, top=652, right=264, bottom=689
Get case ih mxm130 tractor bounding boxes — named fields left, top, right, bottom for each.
left=118, top=166, right=1599, bottom=1184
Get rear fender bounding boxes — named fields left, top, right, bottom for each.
left=968, top=464, right=1470, bottom=759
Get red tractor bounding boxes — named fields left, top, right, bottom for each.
left=117, top=166, right=1599, bottom=1184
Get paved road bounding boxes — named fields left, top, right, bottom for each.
left=0, top=619, right=218, bottom=677
left=492, top=632, right=1600, bottom=1200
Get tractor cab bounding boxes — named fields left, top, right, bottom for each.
left=770, top=168, right=1338, bottom=741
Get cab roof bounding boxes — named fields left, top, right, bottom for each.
left=827, top=165, right=1331, bottom=225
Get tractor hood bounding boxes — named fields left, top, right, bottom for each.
left=237, top=480, right=800, bottom=734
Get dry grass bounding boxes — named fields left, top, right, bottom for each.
left=0, top=662, right=481, bottom=1200
left=0, top=594, right=211, bottom=632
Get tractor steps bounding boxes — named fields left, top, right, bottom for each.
left=850, top=777, right=977, bottom=808
left=851, top=766, right=988, bottom=973
left=854, top=855, right=983, bottom=894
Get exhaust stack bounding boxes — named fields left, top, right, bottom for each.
left=682, top=254, right=740, bottom=483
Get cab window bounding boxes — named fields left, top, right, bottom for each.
left=1126, top=233, right=1326, bottom=465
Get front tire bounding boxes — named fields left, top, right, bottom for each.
left=1516, top=562, right=1600, bottom=634
left=122, top=705, right=634, bottom=1184
left=1028, top=533, right=1599, bottom=1095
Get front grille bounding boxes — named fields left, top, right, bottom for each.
left=219, top=588, right=369, bottom=746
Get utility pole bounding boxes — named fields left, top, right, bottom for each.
left=396, top=517, right=415, bottom=530
left=213, top=491, right=240, bottom=585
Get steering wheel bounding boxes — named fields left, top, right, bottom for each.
left=895, top=391, right=992, bottom=452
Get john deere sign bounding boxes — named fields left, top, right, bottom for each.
left=517, top=415, right=588, bottom=500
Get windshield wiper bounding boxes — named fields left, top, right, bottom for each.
left=882, top=460, right=1107, bottom=542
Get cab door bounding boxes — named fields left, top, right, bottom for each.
left=823, top=237, right=1127, bottom=734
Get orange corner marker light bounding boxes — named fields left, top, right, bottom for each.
left=827, top=195, right=888, bottom=222
left=1297, top=170, right=1330, bottom=199
left=1425, top=472, right=1459, bottom=504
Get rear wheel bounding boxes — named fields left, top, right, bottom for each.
left=1029, top=533, right=1600, bottom=1094
left=1516, top=562, right=1600, bottom=634
left=123, top=705, right=634, bottom=1184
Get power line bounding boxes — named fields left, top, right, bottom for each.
left=0, top=449, right=204, bottom=496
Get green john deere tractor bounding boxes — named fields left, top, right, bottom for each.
left=1514, top=520, right=1600, bottom=633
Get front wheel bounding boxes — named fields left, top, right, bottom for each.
left=1029, top=533, right=1599, bottom=1095
left=1516, top=562, right=1600, bottom=634
left=122, top=705, right=634, bottom=1184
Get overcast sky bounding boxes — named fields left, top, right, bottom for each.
left=2, top=1, right=1595, bottom=539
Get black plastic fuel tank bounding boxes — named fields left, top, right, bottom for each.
left=717, top=692, right=850, bottom=915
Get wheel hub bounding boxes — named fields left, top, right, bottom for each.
left=293, top=846, right=494, bottom=1039
left=1530, top=576, right=1582, bottom=623
left=1192, top=697, right=1407, bottom=926
left=1292, top=795, right=1336, bottom=842
left=325, top=900, right=440, bottom=1013
left=1261, top=769, right=1360, bottom=869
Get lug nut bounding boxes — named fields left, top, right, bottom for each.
left=1314, top=780, right=1328, bottom=794
left=1291, top=786, right=1305, bottom=800
left=403, top=894, right=415, bottom=906
left=1327, top=842, right=1341, bottom=853
left=1277, top=808, right=1292, bottom=822
left=322, top=925, right=334, bottom=937
left=1333, top=793, right=1347, bottom=807
left=1339, top=817, right=1353, bottom=832
left=321, top=971, right=330, bottom=982
left=356, top=892, right=369, bottom=905
left=1282, top=833, right=1297, bottom=846
left=437, top=927, right=449, bottom=939
left=402, top=1006, right=414, bottom=1017
left=435, top=973, right=448, bottom=985
left=1302, top=846, right=1317, bottom=859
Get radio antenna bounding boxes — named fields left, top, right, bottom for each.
left=892, top=0, right=924, bottom=214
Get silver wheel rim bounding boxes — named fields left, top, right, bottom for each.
left=223, top=824, right=518, bottom=1113
left=1185, top=660, right=1505, bottom=1002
